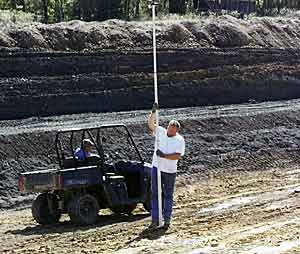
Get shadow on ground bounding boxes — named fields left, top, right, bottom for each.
left=125, top=225, right=170, bottom=246
left=6, top=213, right=149, bottom=236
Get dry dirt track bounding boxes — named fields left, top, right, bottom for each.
left=1, top=167, right=300, bottom=254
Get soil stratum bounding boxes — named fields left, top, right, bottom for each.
left=1, top=14, right=300, bottom=254
left=1, top=15, right=300, bottom=119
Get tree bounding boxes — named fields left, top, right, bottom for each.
left=42, top=0, right=48, bottom=23
left=19, top=0, right=26, bottom=11
left=134, top=0, right=140, bottom=17
left=169, top=0, right=186, bottom=14
left=10, top=0, right=16, bottom=9
left=124, top=0, right=131, bottom=19
left=55, top=0, right=64, bottom=22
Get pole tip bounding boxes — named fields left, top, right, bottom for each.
left=148, top=0, right=159, bottom=6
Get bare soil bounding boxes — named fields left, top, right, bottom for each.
left=0, top=99, right=300, bottom=253
left=2, top=14, right=300, bottom=51
left=1, top=166, right=300, bottom=253
left=2, top=15, right=300, bottom=120
left=1, top=14, right=300, bottom=253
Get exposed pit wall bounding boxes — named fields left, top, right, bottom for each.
left=2, top=79, right=300, bottom=120
left=1, top=48, right=300, bottom=120
left=2, top=104, right=300, bottom=209
left=1, top=48, right=300, bottom=77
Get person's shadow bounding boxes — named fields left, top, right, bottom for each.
left=6, top=213, right=149, bottom=236
left=125, top=225, right=169, bottom=245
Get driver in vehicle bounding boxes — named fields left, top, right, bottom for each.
left=74, top=139, right=99, bottom=160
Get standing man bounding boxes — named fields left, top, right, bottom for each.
left=148, top=103, right=185, bottom=229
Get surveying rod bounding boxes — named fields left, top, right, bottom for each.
left=149, top=0, right=163, bottom=227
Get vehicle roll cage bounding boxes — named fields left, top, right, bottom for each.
left=54, top=124, right=143, bottom=169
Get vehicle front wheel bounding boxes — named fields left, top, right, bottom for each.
left=32, top=193, right=61, bottom=225
left=68, top=194, right=99, bottom=225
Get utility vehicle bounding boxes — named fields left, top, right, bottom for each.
left=19, top=124, right=151, bottom=225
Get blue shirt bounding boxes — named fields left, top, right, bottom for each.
left=74, top=148, right=90, bottom=160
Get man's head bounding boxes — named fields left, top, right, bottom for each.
left=167, top=120, right=181, bottom=137
left=82, top=138, right=94, bottom=152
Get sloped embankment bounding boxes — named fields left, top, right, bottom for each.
left=1, top=48, right=300, bottom=120
left=1, top=15, right=300, bottom=120
left=1, top=15, right=300, bottom=50
left=2, top=101, right=300, bottom=209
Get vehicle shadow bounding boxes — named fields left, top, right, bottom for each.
left=6, top=213, right=149, bottom=236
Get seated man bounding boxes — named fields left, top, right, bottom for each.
left=74, top=138, right=99, bottom=160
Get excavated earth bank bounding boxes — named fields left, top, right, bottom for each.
left=1, top=15, right=300, bottom=119
left=0, top=13, right=300, bottom=210
left=1, top=14, right=300, bottom=253
left=1, top=100, right=300, bottom=209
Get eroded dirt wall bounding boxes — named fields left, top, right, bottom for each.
left=1, top=48, right=300, bottom=120
left=0, top=48, right=299, bottom=77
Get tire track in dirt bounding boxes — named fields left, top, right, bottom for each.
left=1, top=167, right=300, bottom=253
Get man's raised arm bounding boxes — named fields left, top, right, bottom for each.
left=148, top=102, right=158, bottom=132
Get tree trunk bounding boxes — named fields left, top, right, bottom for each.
left=19, top=0, right=26, bottom=12
left=42, top=0, right=48, bottom=23
left=10, top=0, right=17, bottom=9
left=134, top=0, right=140, bottom=18
left=124, top=0, right=131, bottom=19
left=163, top=0, right=168, bottom=9
left=60, top=0, right=65, bottom=21
left=54, top=0, right=64, bottom=22
left=169, top=0, right=186, bottom=14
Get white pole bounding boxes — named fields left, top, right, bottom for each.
left=151, top=1, right=163, bottom=227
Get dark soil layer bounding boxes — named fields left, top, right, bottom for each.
left=1, top=15, right=300, bottom=120
left=1, top=48, right=300, bottom=120
left=1, top=103, right=300, bottom=209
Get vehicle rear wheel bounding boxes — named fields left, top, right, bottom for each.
left=111, top=204, right=137, bottom=215
left=32, top=193, right=61, bottom=225
left=68, top=194, right=99, bottom=225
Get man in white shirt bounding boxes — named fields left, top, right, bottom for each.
left=148, top=103, right=185, bottom=229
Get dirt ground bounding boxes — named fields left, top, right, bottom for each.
left=1, top=166, right=300, bottom=254
left=2, top=13, right=300, bottom=253
left=1, top=100, right=300, bottom=253
left=0, top=99, right=300, bottom=253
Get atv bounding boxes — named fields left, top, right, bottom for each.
left=19, top=124, right=152, bottom=225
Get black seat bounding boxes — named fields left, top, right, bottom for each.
left=63, top=156, right=101, bottom=169
left=114, top=160, right=143, bottom=198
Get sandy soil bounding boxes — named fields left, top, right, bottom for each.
left=1, top=166, right=300, bottom=254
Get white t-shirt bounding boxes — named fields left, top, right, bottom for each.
left=152, top=126, right=185, bottom=174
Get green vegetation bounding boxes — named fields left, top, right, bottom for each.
left=0, top=0, right=299, bottom=24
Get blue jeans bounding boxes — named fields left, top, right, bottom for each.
left=151, top=166, right=176, bottom=223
